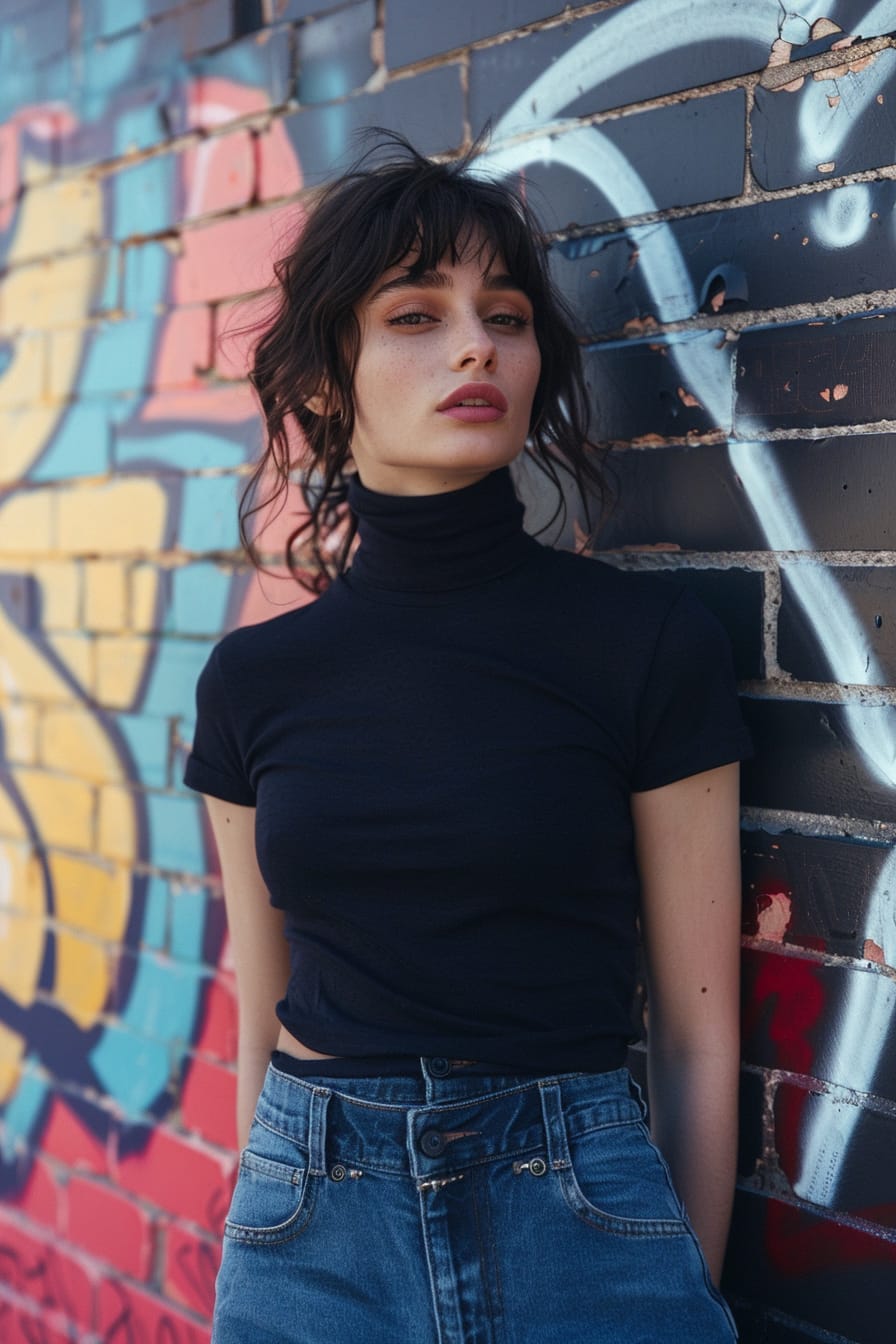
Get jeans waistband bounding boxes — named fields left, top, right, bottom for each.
left=255, top=1060, right=644, bottom=1179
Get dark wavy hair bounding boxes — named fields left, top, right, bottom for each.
left=242, top=131, right=606, bottom=592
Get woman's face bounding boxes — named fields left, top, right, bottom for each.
left=347, top=240, right=542, bottom=495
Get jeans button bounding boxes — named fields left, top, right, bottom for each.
left=420, top=1130, right=446, bottom=1157
left=428, top=1057, right=451, bottom=1077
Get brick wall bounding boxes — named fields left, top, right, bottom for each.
left=1, top=1, right=894, bottom=1339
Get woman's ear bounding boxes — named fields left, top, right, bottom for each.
left=305, top=391, right=330, bottom=417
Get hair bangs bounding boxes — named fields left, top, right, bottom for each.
left=362, top=173, right=546, bottom=308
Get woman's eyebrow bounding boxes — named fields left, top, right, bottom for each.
left=369, top=270, right=527, bottom=301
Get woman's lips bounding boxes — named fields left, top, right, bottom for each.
left=437, top=383, right=508, bottom=422
left=439, top=404, right=505, bottom=422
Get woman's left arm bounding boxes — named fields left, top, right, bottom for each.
left=631, top=761, right=742, bottom=1286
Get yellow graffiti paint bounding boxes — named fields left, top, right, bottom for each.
left=0, top=1022, right=25, bottom=1106
left=0, top=794, right=45, bottom=1014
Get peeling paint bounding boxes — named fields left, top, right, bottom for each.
left=756, top=890, right=793, bottom=943
left=862, top=938, right=885, bottom=964
left=677, top=386, right=702, bottom=408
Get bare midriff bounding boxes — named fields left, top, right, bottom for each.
left=275, top=1025, right=341, bottom=1061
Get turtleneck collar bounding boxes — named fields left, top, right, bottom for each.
left=344, top=466, right=537, bottom=598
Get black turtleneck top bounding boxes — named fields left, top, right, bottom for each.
left=184, top=467, right=751, bottom=1072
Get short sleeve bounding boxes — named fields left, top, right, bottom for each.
left=630, top=589, right=753, bottom=792
left=183, top=644, right=256, bottom=806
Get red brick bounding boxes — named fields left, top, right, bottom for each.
left=153, top=306, right=213, bottom=389
left=97, top=1278, right=211, bottom=1343
left=0, top=1298, right=72, bottom=1344
left=39, top=1095, right=110, bottom=1176
left=214, top=291, right=275, bottom=381
left=163, top=1223, right=221, bottom=1319
left=256, top=122, right=304, bottom=203
left=138, top=382, right=256, bottom=427
left=114, top=1125, right=235, bottom=1234
left=174, top=206, right=297, bottom=305
left=66, top=1175, right=155, bottom=1280
left=0, top=1209, right=94, bottom=1329
left=6, top=1155, right=60, bottom=1232
left=180, top=129, right=255, bottom=218
left=180, top=1056, right=238, bottom=1151
left=194, top=973, right=238, bottom=1063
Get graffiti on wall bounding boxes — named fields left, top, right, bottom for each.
left=0, top=41, right=303, bottom=1183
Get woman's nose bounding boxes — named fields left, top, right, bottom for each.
left=451, top=317, right=497, bottom=370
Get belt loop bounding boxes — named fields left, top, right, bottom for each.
left=627, top=1072, right=649, bottom=1120
left=306, top=1086, right=331, bottom=1177
left=538, top=1081, right=571, bottom=1172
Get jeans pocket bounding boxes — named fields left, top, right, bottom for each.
left=224, top=1119, right=315, bottom=1245
left=560, top=1118, right=689, bottom=1238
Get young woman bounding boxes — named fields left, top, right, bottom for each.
left=184, top=136, right=751, bottom=1343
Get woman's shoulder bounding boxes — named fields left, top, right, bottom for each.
left=207, top=587, right=338, bottom=678
left=541, top=544, right=691, bottom=616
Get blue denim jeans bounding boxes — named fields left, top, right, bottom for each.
left=213, top=1059, right=737, bottom=1342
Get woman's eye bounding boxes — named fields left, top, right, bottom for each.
left=488, top=312, right=530, bottom=328
left=386, top=311, right=436, bottom=326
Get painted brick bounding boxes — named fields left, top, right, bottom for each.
left=82, top=0, right=232, bottom=91
left=470, top=3, right=774, bottom=137
left=0, top=1210, right=94, bottom=1330
left=775, top=1083, right=896, bottom=1231
left=741, top=829, right=893, bottom=962
left=0, top=332, right=45, bottom=411
left=81, top=0, right=186, bottom=41
left=778, top=565, right=896, bottom=686
left=584, top=330, right=734, bottom=443
left=726, top=1188, right=896, bottom=1344
left=549, top=179, right=896, bottom=337
left=180, top=1056, right=238, bottom=1150
left=59, top=78, right=171, bottom=167
left=256, top=121, right=306, bottom=202
left=114, top=1123, right=235, bottom=1233
left=83, top=559, right=128, bottom=633
left=180, top=130, right=256, bottom=220
left=0, top=0, right=69, bottom=68
left=741, top=947, right=896, bottom=1101
left=163, top=1222, right=221, bottom=1319
left=386, top=0, right=594, bottom=67
left=3, top=1154, right=59, bottom=1232
left=495, top=91, right=746, bottom=234
left=6, top=177, right=98, bottom=263
left=14, top=769, right=94, bottom=851
left=66, top=1174, right=155, bottom=1279
left=272, top=0, right=358, bottom=18
left=97, top=1277, right=211, bottom=1343
left=752, top=45, right=896, bottom=191
left=214, top=291, right=274, bottom=379
left=736, top=313, right=896, bottom=435
left=193, top=973, right=239, bottom=1063
left=175, top=206, right=297, bottom=305
left=739, top=699, right=896, bottom=824
left=295, top=1, right=376, bottom=105
left=598, top=434, right=896, bottom=553
left=38, top=1093, right=112, bottom=1178
left=0, top=1298, right=72, bottom=1344
left=275, top=65, right=464, bottom=186
left=152, top=307, right=214, bottom=389
left=175, top=27, right=293, bottom=133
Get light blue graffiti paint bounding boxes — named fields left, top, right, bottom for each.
left=0, top=1061, right=48, bottom=1160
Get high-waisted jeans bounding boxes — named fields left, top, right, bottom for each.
left=212, top=1058, right=738, bottom=1343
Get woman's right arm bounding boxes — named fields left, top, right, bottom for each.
left=203, top=795, right=291, bottom=1148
